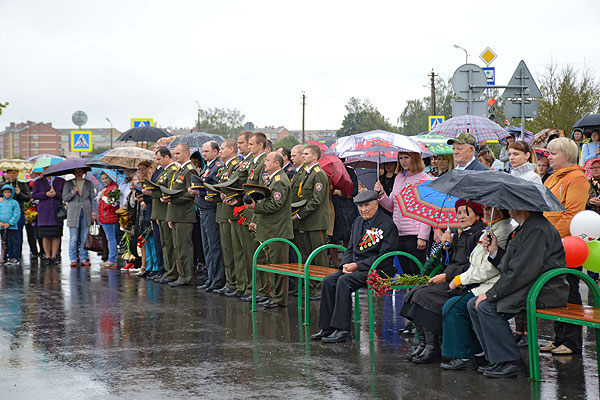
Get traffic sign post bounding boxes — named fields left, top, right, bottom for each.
left=428, top=116, right=445, bottom=131
left=451, top=64, right=487, bottom=116
left=452, top=100, right=487, bottom=117
left=71, top=131, right=92, bottom=152
left=131, top=118, right=154, bottom=128
left=479, top=47, right=497, bottom=66
left=482, top=67, right=495, bottom=85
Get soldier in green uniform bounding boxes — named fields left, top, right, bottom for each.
left=246, top=151, right=293, bottom=308
left=144, top=147, right=180, bottom=284
left=289, top=145, right=306, bottom=295
left=166, top=144, right=199, bottom=287
left=211, top=139, right=241, bottom=296
left=293, top=144, right=331, bottom=299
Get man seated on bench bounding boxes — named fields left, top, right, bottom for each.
left=467, top=209, right=569, bottom=378
left=311, top=190, right=398, bottom=343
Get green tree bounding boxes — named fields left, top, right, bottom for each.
left=274, top=135, right=300, bottom=148
left=337, top=97, right=397, bottom=137
left=195, top=107, right=245, bottom=139
left=398, top=77, right=454, bottom=135
left=527, top=64, right=600, bottom=133
left=0, top=101, right=8, bottom=115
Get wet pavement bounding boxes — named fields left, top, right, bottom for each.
left=0, top=239, right=599, bottom=399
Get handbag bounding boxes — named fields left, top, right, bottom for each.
left=84, top=229, right=105, bottom=253
left=89, top=221, right=100, bottom=236
left=57, top=203, right=67, bottom=221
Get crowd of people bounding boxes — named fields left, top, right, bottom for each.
left=1, top=126, right=600, bottom=379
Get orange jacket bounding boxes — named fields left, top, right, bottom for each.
left=544, top=164, right=590, bottom=238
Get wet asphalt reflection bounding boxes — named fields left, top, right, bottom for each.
left=0, top=240, right=598, bottom=399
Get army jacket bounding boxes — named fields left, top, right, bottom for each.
left=196, top=157, right=224, bottom=211
left=215, top=157, right=240, bottom=223
left=150, top=162, right=179, bottom=221
left=290, top=165, right=306, bottom=230
left=254, top=169, right=293, bottom=241
left=297, top=163, right=330, bottom=231
left=245, top=153, right=267, bottom=222
left=166, top=160, right=199, bottom=223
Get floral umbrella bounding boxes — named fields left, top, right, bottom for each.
left=101, top=147, right=155, bottom=169
left=412, top=133, right=453, bottom=155
left=395, top=178, right=460, bottom=229
left=0, top=159, right=34, bottom=172
left=429, top=115, right=510, bottom=142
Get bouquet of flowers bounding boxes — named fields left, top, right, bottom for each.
left=366, top=269, right=430, bottom=297
left=136, top=226, right=153, bottom=255
left=107, top=188, right=121, bottom=207
left=119, top=232, right=137, bottom=261
left=24, top=201, right=38, bottom=225
left=233, top=205, right=247, bottom=226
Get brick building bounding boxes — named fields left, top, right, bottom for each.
left=0, top=121, right=61, bottom=158
left=254, top=126, right=291, bottom=142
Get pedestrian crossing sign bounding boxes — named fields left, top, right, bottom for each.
left=428, top=116, right=445, bottom=131
left=131, top=118, right=154, bottom=128
left=71, top=131, right=92, bottom=152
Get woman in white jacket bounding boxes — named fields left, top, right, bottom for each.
left=508, top=141, right=542, bottom=184
left=438, top=207, right=513, bottom=370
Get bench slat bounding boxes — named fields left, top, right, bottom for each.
left=537, top=303, right=600, bottom=324
left=257, top=263, right=339, bottom=279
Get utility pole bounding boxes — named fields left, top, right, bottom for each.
left=195, top=100, right=201, bottom=131
left=301, top=92, right=306, bottom=143
left=428, top=69, right=438, bottom=115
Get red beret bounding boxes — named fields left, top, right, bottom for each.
left=455, top=199, right=484, bottom=218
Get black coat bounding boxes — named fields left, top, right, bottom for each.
left=486, top=213, right=569, bottom=313
left=340, top=210, right=398, bottom=277
left=404, top=219, right=486, bottom=315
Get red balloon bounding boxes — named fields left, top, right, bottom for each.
left=562, top=236, right=590, bottom=268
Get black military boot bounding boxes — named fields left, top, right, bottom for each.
left=406, top=325, right=426, bottom=361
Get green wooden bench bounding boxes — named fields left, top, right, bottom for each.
left=526, top=268, right=600, bottom=381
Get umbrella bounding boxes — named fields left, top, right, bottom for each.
left=334, top=130, right=434, bottom=158
left=0, top=159, right=34, bottom=172
left=395, top=178, right=460, bottom=228
left=344, top=154, right=397, bottom=168
left=307, top=140, right=334, bottom=156
left=26, top=153, right=60, bottom=163
left=44, top=158, right=91, bottom=177
left=168, top=132, right=225, bottom=151
left=151, top=135, right=180, bottom=151
left=412, top=133, right=453, bottom=155
left=429, top=115, right=510, bottom=142
left=31, top=156, right=65, bottom=170
left=426, top=169, right=565, bottom=212
left=573, top=114, right=600, bottom=129
left=318, top=154, right=353, bottom=197
left=504, top=126, right=534, bottom=144
left=117, top=125, right=172, bottom=143
left=101, top=147, right=155, bottom=169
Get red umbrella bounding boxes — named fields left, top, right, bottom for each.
left=308, top=140, right=353, bottom=197
left=395, top=178, right=460, bottom=228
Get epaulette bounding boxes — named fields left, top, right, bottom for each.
left=187, top=164, right=195, bottom=171
left=231, top=159, right=239, bottom=166
left=314, top=166, right=321, bottom=173
left=216, top=161, right=223, bottom=167
left=169, top=165, right=178, bottom=171
left=274, top=174, right=281, bottom=182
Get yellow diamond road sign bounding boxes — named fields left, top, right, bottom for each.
left=479, top=47, right=497, bottom=66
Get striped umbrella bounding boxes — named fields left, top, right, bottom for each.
left=429, top=115, right=510, bottom=142
left=395, top=178, right=460, bottom=229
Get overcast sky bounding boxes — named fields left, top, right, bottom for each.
left=1, top=0, right=599, bottom=133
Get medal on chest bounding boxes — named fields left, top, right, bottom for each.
left=358, top=228, right=384, bottom=251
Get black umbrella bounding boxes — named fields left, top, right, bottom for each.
left=117, top=126, right=172, bottom=142
left=425, top=169, right=565, bottom=212
left=572, top=114, right=600, bottom=129
left=167, top=132, right=225, bottom=150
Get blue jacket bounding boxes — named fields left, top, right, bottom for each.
left=0, top=184, right=21, bottom=230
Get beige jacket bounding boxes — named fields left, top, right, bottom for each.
left=456, top=218, right=514, bottom=296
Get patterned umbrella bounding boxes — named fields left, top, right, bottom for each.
left=334, top=130, right=434, bottom=158
left=101, top=147, right=155, bottom=169
left=0, top=159, right=34, bottom=172
left=31, top=156, right=65, bottom=170
left=395, top=178, right=460, bottom=228
left=429, top=115, right=510, bottom=142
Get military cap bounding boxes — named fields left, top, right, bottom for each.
left=190, top=174, right=204, bottom=190
left=203, top=182, right=219, bottom=197
left=220, top=185, right=243, bottom=201
left=291, top=199, right=307, bottom=216
left=447, top=132, right=476, bottom=146
left=242, top=183, right=271, bottom=202
left=213, top=176, right=239, bottom=188
left=159, top=186, right=184, bottom=196
left=353, top=190, right=379, bottom=204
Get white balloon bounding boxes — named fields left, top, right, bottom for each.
left=570, top=210, right=600, bottom=242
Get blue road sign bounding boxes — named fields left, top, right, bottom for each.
left=71, top=131, right=92, bottom=152
left=131, top=118, right=153, bottom=128
left=483, top=67, right=495, bottom=86
left=428, top=116, right=445, bottom=131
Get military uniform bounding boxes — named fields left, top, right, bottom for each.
left=296, top=163, right=330, bottom=294
left=246, top=153, right=269, bottom=297
left=151, top=162, right=179, bottom=281
left=283, top=162, right=296, bottom=180
left=197, top=157, right=225, bottom=289
left=254, top=169, right=293, bottom=306
left=166, top=160, right=199, bottom=284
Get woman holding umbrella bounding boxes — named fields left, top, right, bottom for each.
left=374, top=152, right=431, bottom=274
left=32, top=169, right=66, bottom=265
left=63, top=168, right=95, bottom=267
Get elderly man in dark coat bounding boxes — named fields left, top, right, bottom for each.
left=468, top=210, right=569, bottom=378
left=311, top=190, right=398, bottom=343
left=400, top=199, right=487, bottom=364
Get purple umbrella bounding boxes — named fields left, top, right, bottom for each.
left=43, top=158, right=92, bottom=177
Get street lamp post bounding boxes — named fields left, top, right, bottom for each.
left=453, top=44, right=469, bottom=64
left=106, top=117, right=113, bottom=149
